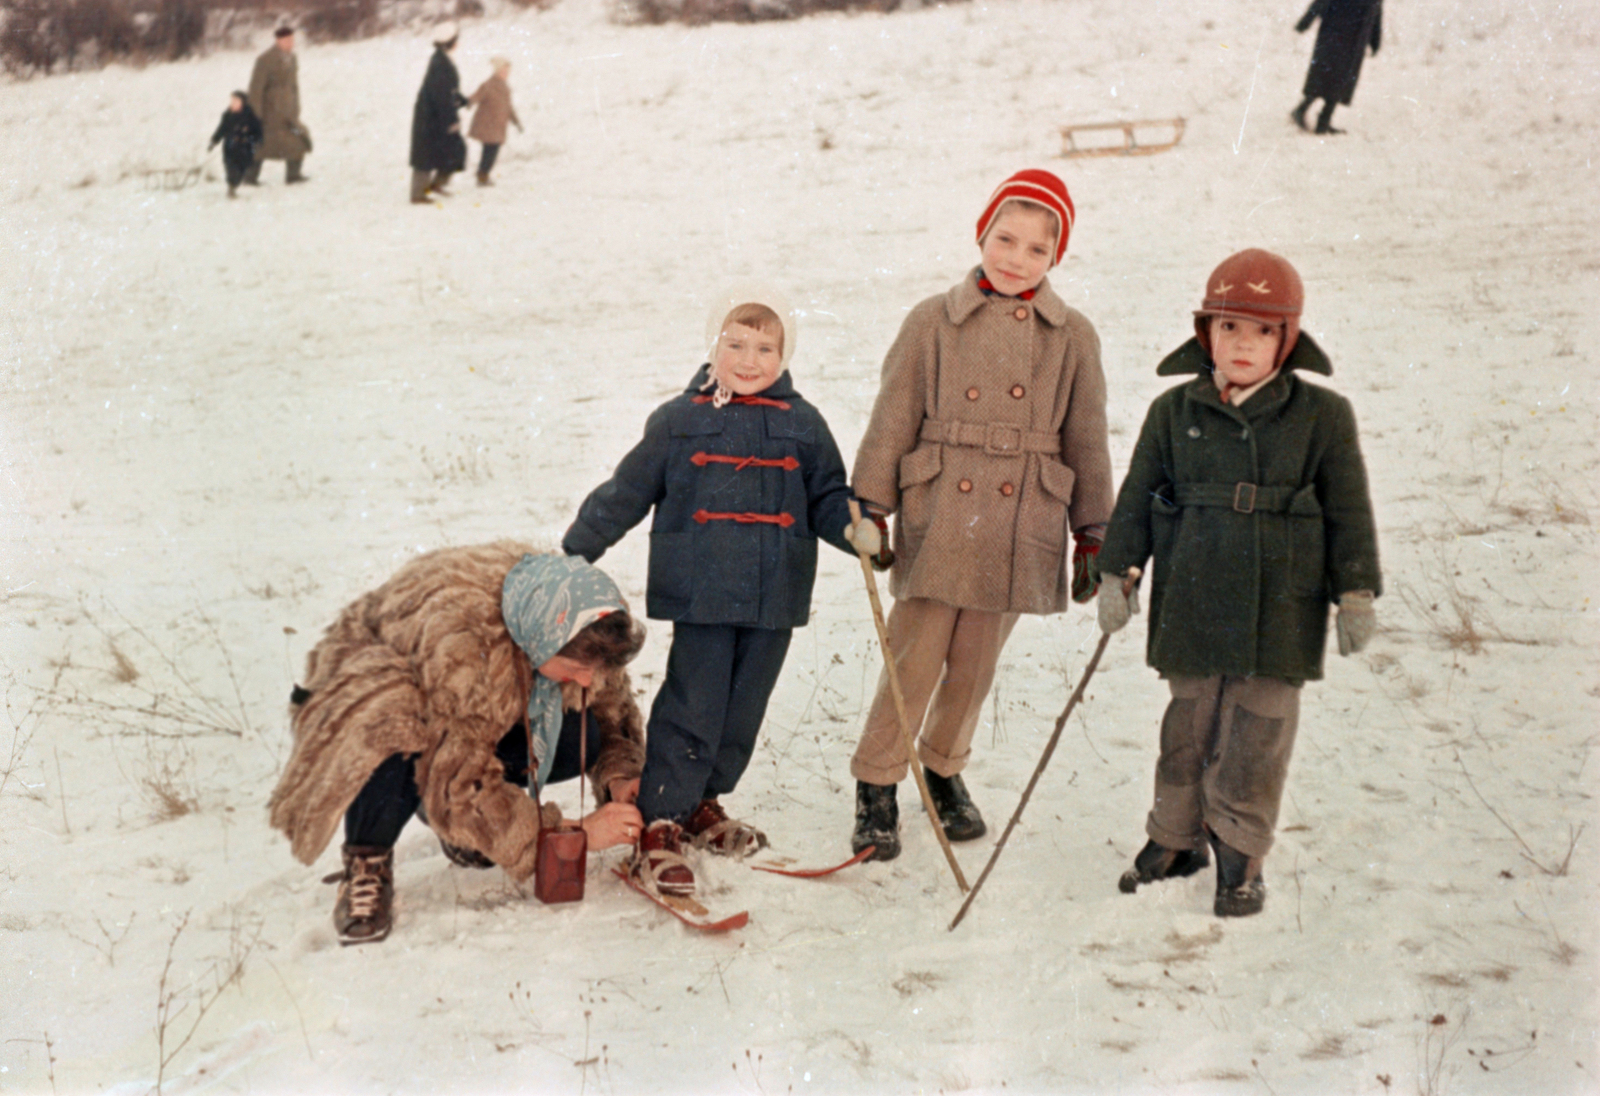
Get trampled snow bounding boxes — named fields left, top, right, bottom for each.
left=1, top=0, right=1596, bottom=1092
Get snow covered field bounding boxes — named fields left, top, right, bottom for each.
left=1, top=0, right=1597, bottom=1092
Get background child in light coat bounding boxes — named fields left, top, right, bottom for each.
left=564, top=289, right=872, bottom=898
left=467, top=57, right=523, bottom=186
left=847, top=169, right=1114, bottom=861
left=1096, top=248, right=1381, bottom=917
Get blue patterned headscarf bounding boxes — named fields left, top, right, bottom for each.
left=501, top=554, right=626, bottom=790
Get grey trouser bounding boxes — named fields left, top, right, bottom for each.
left=410, top=169, right=452, bottom=201
left=850, top=598, right=1019, bottom=785
left=1145, top=674, right=1302, bottom=859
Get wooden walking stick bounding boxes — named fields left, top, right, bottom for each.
left=947, top=567, right=1140, bottom=930
left=848, top=500, right=970, bottom=893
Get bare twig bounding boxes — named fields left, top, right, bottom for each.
left=153, top=907, right=261, bottom=1094
left=1455, top=750, right=1583, bottom=876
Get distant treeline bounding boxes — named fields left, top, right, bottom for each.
left=0, top=0, right=947, bottom=76
left=0, top=0, right=498, bottom=75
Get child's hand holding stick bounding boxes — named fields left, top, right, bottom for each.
left=948, top=567, right=1139, bottom=931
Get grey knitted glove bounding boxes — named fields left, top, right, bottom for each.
left=1097, top=574, right=1141, bottom=634
left=1336, top=590, right=1376, bottom=655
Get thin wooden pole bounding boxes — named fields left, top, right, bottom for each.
left=848, top=501, right=970, bottom=893
left=948, top=567, right=1138, bottom=930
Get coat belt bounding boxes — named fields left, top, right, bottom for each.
left=1170, top=483, right=1296, bottom=514
left=919, top=419, right=1060, bottom=457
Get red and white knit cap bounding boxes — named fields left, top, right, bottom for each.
left=1192, top=249, right=1304, bottom=368
left=975, top=169, right=1076, bottom=266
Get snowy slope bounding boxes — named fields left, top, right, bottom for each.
left=1, top=0, right=1597, bottom=1092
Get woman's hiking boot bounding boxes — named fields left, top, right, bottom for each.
left=924, top=767, right=986, bottom=841
left=1118, top=839, right=1210, bottom=893
left=632, top=820, right=695, bottom=897
left=685, top=798, right=767, bottom=858
left=328, top=844, right=394, bottom=946
left=1208, top=828, right=1267, bottom=917
left=852, top=780, right=900, bottom=861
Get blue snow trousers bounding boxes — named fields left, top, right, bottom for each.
left=637, top=622, right=793, bottom=825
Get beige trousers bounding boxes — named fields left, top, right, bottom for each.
left=1145, top=674, right=1302, bottom=859
left=850, top=598, right=1019, bottom=785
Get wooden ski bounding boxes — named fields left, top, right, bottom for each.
left=613, top=868, right=749, bottom=932
left=749, top=846, right=876, bottom=878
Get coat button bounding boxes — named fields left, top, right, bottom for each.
left=966, top=387, right=980, bottom=401
left=1013, top=306, right=1028, bottom=321
left=1010, top=384, right=1025, bottom=399
left=1000, top=482, right=1015, bottom=497
left=1188, top=426, right=1202, bottom=438
left=959, top=479, right=973, bottom=493
left=1240, top=427, right=1250, bottom=439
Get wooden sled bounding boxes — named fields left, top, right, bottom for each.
left=1060, top=117, right=1185, bottom=158
left=143, top=165, right=203, bottom=191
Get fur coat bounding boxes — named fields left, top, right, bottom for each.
left=268, top=542, right=645, bottom=881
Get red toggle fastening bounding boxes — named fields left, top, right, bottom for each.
left=691, top=452, right=800, bottom=472
left=693, top=509, right=796, bottom=528
left=692, top=395, right=793, bottom=410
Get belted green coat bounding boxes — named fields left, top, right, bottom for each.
left=1098, top=334, right=1381, bottom=683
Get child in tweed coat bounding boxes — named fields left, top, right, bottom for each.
left=564, top=288, right=875, bottom=898
left=847, top=169, right=1114, bottom=861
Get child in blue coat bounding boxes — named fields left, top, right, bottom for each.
left=564, top=288, right=880, bottom=897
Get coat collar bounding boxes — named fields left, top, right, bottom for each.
left=683, top=364, right=799, bottom=401
left=1155, top=331, right=1334, bottom=378
left=945, top=266, right=1070, bottom=328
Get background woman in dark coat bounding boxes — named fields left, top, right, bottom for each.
left=409, top=22, right=468, bottom=203
left=1291, top=0, right=1383, bottom=134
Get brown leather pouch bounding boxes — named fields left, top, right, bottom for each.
left=531, top=692, right=589, bottom=905
left=534, top=823, right=587, bottom=904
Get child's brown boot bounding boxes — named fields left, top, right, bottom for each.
left=328, top=844, right=394, bottom=945
left=685, top=798, right=767, bottom=857
left=632, top=820, right=695, bottom=897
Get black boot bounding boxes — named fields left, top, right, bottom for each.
left=923, top=767, right=986, bottom=841
left=1118, top=838, right=1210, bottom=893
left=285, top=159, right=309, bottom=184
left=852, top=781, right=900, bottom=861
left=1208, top=828, right=1266, bottom=917
left=328, top=844, right=395, bottom=945
left=1290, top=96, right=1314, bottom=131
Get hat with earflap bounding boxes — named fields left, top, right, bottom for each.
left=975, top=169, right=1076, bottom=266
left=704, top=284, right=797, bottom=368
left=1193, top=248, right=1304, bottom=368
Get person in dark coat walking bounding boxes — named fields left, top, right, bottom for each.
left=1097, top=249, right=1381, bottom=919
left=1291, top=0, right=1383, bottom=134
left=410, top=22, right=469, bottom=203
left=208, top=91, right=263, bottom=198
left=563, top=289, right=873, bottom=900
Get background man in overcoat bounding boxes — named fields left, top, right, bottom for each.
left=1291, top=0, right=1383, bottom=135
left=410, top=23, right=468, bottom=203
left=246, top=26, right=311, bottom=184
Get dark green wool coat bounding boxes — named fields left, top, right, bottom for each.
left=1098, top=334, right=1381, bottom=683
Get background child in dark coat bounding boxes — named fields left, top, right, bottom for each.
left=208, top=91, right=263, bottom=198
left=564, top=288, right=874, bottom=898
left=1097, top=248, right=1381, bottom=918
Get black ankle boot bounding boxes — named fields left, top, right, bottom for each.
left=852, top=781, right=900, bottom=861
left=1208, top=829, right=1266, bottom=917
left=923, top=767, right=986, bottom=841
left=1118, top=838, right=1210, bottom=893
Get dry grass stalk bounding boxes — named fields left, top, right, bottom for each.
left=1454, top=749, right=1583, bottom=877
left=153, top=907, right=262, bottom=1094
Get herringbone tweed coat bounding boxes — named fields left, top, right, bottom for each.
left=851, top=268, right=1114, bottom=614
left=268, top=542, right=645, bottom=881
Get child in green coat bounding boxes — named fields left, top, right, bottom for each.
left=1096, top=248, right=1381, bottom=917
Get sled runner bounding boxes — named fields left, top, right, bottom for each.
left=613, top=867, right=749, bottom=932
left=749, top=846, right=875, bottom=878
left=1059, top=117, right=1186, bottom=158
left=143, top=164, right=204, bottom=191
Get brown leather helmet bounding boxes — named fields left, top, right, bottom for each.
left=1193, top=249, right=1304, bottom=368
